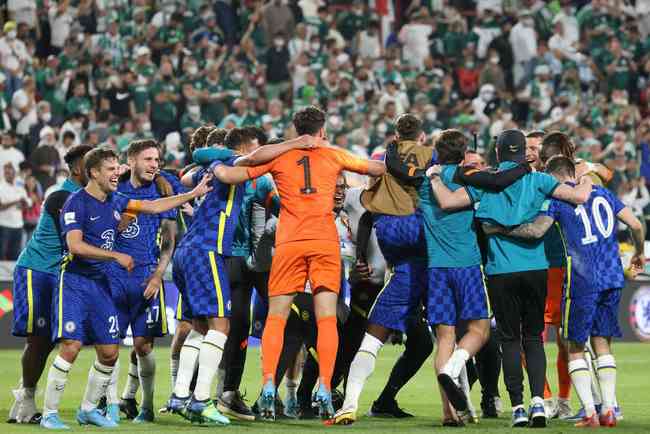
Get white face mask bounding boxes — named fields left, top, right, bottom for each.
left=41, top=112, right=52, bottom=123
left=187, top=65, right=198, bottom=75
left=311, top=42, right=320, bottom=51
left=142, top=122, right=151, bottom=132
left=490, top=56, right=500, bottom=64
left=274, top=38, right=284, bottom=48
left=426, top=112, right=437, bottom=122
left=188, top=105, right=201, bottom=119
left=7, top=30, right=16, bottom=40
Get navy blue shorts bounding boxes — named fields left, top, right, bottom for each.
left=373, top=213, right=427, bottom=264
left=12, top=266, right=57, bottom=337
left=172, top=247, right=231, bottom=319
left=52, top=270, right=120, bottom=345
left=109, top=264, right=169, bottom=339
left=368, top=260, right=428, bottom=332
left=427, top=265, right=490, bottom=326
left=563, top=288, right=622, bottom=344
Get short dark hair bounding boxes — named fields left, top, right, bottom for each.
left=395, top=114, right=422, bottom=141
left=224, top=127, right=254, bottom=150
left=526, top=130, right=545, bottom=139
left=84, top=147, right=118, bottom=178
left=64, top=145, right=93, bottom=167
left=541, top=131, right=575, bottom=163
left=127, top=139, right=160, bottom=158
left=545, top=155, right=575, bottom=178
left=246, top=126, right=268, bottom=146
left=62, top=131, right=76, bottom=142
left=435, top=129, right=469, bottom=164
left=190, top=125, right=216, bottom=151
left=206, top=128, right=228, bottom=147
left=293, top=106, right=326, bottom=135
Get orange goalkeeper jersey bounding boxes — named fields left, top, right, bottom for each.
left=246, top=147, right=369, bottom=246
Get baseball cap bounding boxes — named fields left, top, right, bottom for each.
left=496, top=129, right=526, bottom=163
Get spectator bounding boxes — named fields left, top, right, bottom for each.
left=510, top=11, right=538, bottom=87
left=262, top=0, right=296, bottom=42
left=399, top=11, right=434, bottom=70
left=48, top=0, right=74, bottom=55
left=480, top=49, right=507, bottom=95
left=0, top=21, right=30, bottom=70
left=289, top=23, right=309, bottom=61
left=11, top=77, right=38, bottom=137
left=356, top=19, right=382, bottom=65
left=265, top=33, right=291, bottom=101
left=0, top=162, right=31, bottom=260
left=378, top=80, right=409, bottom=116
left=150, top=61, right=180, bottom=140
left=22, top=175, right=42, bottom=242
left=0, top=131, right=24, bottom=172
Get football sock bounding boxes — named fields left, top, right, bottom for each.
left=316, top=316, right=338, bottom=390
left=43, top=355, right=71, bottom=414
left=193, top=330, right=227, bottom=401
left=596, top=354, right=617, bottom=411
left=121, top=360, right=139, bottom=400
left=137, top=352, right=156, bottom=411
left=569, top=358, right=595, bottom=415
left=261, top=315, right=286, bottom=384
left=170, top=354, right=179, bottom=391
left=341, top=333, right=383, bottom=411
left=81, top=360, right=114, bottom=412
left=174, top=329, right=203, bottom=398
left=106, top=359, right=120, bottom=405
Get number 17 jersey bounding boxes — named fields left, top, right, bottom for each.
left=543, top=185, right=625, bottom=296
left=246, top=147, right=369, bottom=246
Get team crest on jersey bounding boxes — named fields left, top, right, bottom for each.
left=120, top=216, right=140, bottom=239
left=37, top=317, right=46, bottom=328
left=114, top=210, right=121, bottom=221
left=65, top=321, right=76, bottom=333
left=629, top=286, right=650, bottom=341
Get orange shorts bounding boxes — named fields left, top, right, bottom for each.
left=544, top=267, right=565, bottom=325
left=268, top=240, right=341, bottom=297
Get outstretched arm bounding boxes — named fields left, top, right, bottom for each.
left=454, top=164, right=530, bottom=191
left=234, top=135, right=319, bottom=166
left=212, top=165, right=253, bottom=184
left=552, top=177, right=593, bottom=204
left=482, top=215, right=554, bottom=239
left=617, top=206, right=645, bottom=274
left=128, top=175, right=212, bottom=214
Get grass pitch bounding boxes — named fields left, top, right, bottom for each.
left=0, top=343, right=649, bottom=432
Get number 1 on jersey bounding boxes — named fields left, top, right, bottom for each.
left=297, top=156, right=317, bottom=194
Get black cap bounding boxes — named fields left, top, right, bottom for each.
left=497, top=129, right=526, bottom=163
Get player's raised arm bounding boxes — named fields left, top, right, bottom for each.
left=65, top=230, right=134, bottom=272
left=551, top=175, right=593, bottom=204
left=427, top=165, right=472, bottom=210
left=454, top=163, right=530, bottom=192
left=233, top=134, right=318, bottom=166
left=212, top=165, right=253, bottom=184
left=482, top=215, right=555, bottom=239
left=617, top=206, right=645, bottom=273
left=127, top=174, right=212, bottom=214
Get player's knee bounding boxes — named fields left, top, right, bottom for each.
left=96, top=346, right=119, bottom=366
left=470, top=319, right=491, bottom=344
left=25, top=335, right=54, bottom=355
left=567, top=340, right=585, bottom=355
left=436, top=325, right=456, bottom=346
left=59, top=340, right=82, bottom=364
left=207, top=316, right=230, bottom=335
left=134, top=338, right=153, bottom=357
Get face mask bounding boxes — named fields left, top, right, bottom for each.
left=311, top=42, right=320, bottom=51
left=142, top=122, right=152, bottom=132
left=274, top=38, right=284, bottom=48
left=164, top=5, right=176, bottom=14
left=490, top=56, right=500, bottom=64
left=426, top=112, right=437, bottom=122
left=232, top=72, right=243, bottom=82
left=466, top=62, right=475, bottom=69
left=187, top=66, right=198, bottom=75
left=7, top=30, right=16, bottom=40
left=614, top=98, right=628, bottom=106
left=188, top=105, right=200, bottom=119
left=502, top=112, right=513, bottom=122
left=73, top=121, right=83, bottom=130
left=41, top=112, right=52, bottom=123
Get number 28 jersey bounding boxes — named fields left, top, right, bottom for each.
left=543, top=185, right=625, bottom=296
left=246, top=147, right=369, bottom=247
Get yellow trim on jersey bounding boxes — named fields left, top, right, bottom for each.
left=563, top=256, right=572, bottom=340
left=217, top=186, right=236, bottom=254
left=26, top=269, right=34, bottom=334
left=176, top=294, right=183, bottom=320
left=291, top=303, right=300, bottom=317
left=159, top=281, right=168, bottom=334
left=367, top=267, right=395, bottom=318
left=479, top=265, right=492, bottom=316
left=57, top=265, right=67, bottom=339
left=208, top=251, right=225, bottom=317
left=308, top=347, right=319, bottom=362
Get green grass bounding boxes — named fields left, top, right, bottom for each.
left=1, top=343, right=649, bottom=432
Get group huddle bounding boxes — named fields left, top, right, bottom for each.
left=8, top=106, right=643, bottom=430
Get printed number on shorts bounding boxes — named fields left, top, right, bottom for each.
left=108, top=315, right=119, bottom=335
left=297, top=156, right=317, bottom=194
left=145, top=306, right=160, bottom=324
left=574, top=196, right=614, bottom=245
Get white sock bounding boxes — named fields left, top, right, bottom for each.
left=81, top=361, right=114, bottom=412
left=43, top=356, right=71, bottom=415
left=341, top=333, right=383, bottom=412
left=215, top=367, right=226, bottom=398
left=531, top=396, right=544, bottom=406
left=596, top=354, right=617, bottom=411
left=121, top=361, right=139, bottom=400
left=285, top=378, right=298, bottom=402
left=106, top=359, right=120, bottom=405
left=569, top=359, right=595, bottom=415
left=170, top=354, right=180, bottom=391
left=443, top=348, right=470, bottom=379
left=174, top=329, right=203, bottom=398
left=137, top=352, right=156, bottom=411
left=458, top=363, right=475, bottom=416
left=193, top=330, right=227, bottom=401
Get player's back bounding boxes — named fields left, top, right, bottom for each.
left=248, top=147, right=368, bottom=246
left=550, top=185, right=625, bottom=293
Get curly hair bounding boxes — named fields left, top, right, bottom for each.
left=395, top=113, right=422, bottom=141
left=434, top=129, right=469, bottom=165
left=206, top=128, right=228, bottom=148
left=293, top=106, right=326, bottom=135
left=190, top=125, right=216, bottom=152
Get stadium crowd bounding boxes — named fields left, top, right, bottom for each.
left=1, top=0, right=650, bottom=258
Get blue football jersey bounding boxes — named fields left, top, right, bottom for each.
left=179, top=159, right=245, bottom=255
left=114, top=179, right=177, bottom=267
left=60, top=189, right=131, bottom=279
left=544, top=185, right=625, bottom=296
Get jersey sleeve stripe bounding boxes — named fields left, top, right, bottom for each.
left=208, top=251, right=225, bottom=317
